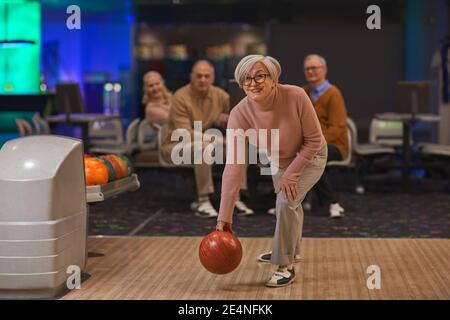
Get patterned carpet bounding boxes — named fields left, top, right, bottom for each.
left=88, top=167, right=450, bottom=238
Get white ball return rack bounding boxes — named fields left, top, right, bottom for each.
left=0, top=135, right=140, bottom=299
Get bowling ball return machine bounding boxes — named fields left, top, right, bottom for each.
left=0, top=135, right=140, bottom=299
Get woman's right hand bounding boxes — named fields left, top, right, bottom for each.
left=277, top=176, right=299, bottom=202
left=216, top=220, right=233, bottom=233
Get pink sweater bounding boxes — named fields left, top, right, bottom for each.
left=218, top=84, right=326, bottom=223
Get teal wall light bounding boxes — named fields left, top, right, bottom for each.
left=0, top=0, right=41, bottom=94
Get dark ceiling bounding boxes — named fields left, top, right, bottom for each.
left=39, top=0, right=404, bottom=23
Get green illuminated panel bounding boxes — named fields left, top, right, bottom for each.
left=0, top=1, right=40, bottom=94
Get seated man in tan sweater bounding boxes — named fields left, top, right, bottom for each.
left=161, top=60, right=253, bottom=218
left=303, top=54, right=348, bottom=218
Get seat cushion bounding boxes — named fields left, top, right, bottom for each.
left=355, top=144, right=395, bottom=156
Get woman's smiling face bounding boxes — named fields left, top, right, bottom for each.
left=146, top=74, right=164, bottom=100
left=242, top=62, right=275, bottom=102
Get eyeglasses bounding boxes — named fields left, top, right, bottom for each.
left=304, top=66, right=323, bottom=72
left=243, top=73, right=270, bottom=86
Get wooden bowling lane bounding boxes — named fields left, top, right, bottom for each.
left=61, top=236, right=450, bottom=300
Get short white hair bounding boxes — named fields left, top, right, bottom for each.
left=234, top=55, right=281, bottom=87
left=304, top=54, right=327, bottom=69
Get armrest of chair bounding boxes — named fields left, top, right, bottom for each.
left=151, top=123, right=162, bottom=130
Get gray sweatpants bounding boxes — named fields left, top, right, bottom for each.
left=270, top=144, right=327, bottom=266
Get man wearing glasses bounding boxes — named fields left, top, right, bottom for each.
left=303, top=54, right=348, bottom=218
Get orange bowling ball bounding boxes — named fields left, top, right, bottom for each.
left=199, top=231, right=243, bottom=275
left=99, top=155, right=123, bottom=180
left=110, top=154, right=128, bottom=178
left=84, top=158, right=109, bottom=186
left=117, top=154, right=133, bottom=176
left=96, top=156, right=115, bottom=182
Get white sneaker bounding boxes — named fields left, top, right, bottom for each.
left=355, top=185, right=365, bottom=194
left=302, top=201, right=312, bottom=211
left=235, top=200, right=254, bottom=216
left=267, top=208, right=276, bottom=215
left=329, top=203, right=345, bottom=218
left=190, top=201, right=199, bottom=211
left=266, top=267, right=296, bottom=287
left=195, top=201, right=218, bottom=218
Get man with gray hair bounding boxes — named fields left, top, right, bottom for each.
left=303, top=54, right=348, bottom=218
left=161, top=60, right=253, bottom=218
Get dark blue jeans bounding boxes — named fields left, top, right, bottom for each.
left=310, top=144, right=342, bottom=205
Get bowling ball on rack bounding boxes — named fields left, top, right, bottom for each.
left=110, top=154, right=128, bottom=178
left=96, top=156, right=115, bottom=182
left=99, top=155, right=123, bottom=180
left=198, top=231, right=243, bottom=275
left=117, top=154, right=133, bottom=176
left=84, top=158, right=109, bottom=186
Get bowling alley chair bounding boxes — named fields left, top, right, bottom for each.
left=88, top=118, right=140, bottom=156
left=89, top=118, right=124, bottom=146
left=418, top=143, right=450, bottom=186
left=369, top=118, right=412, bottom=147
left=151, top=123, right=193, bottom=168
left=137, top=121, right=158, bottom=151
left=327, top=125, right=353, bottom=168
left=301, top=123, right=353, bottom=214
left=15, top=119, right=34, bottom=136
left=419, top=143, right=450, bottom=157
left=32, top=113, right=51, bottom=135
left=347, top=117, right=396, bottom=194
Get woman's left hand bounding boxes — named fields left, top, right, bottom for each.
left=277, top=177, right=298, bottom=202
